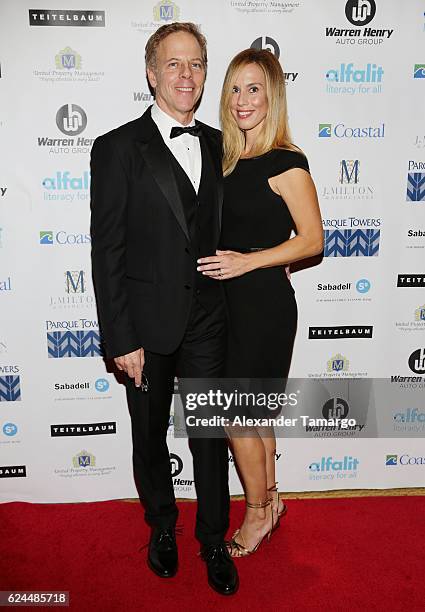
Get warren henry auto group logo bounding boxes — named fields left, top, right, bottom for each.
left=38, top=104, right=94, bottom=155
left=326, top=0, right=394, bottom=45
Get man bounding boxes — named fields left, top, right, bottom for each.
left=90, top=23, right=238, bottom=595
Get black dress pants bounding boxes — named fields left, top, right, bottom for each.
left=126, top=296, right=229, bottom=546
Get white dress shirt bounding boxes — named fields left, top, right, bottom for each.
left=151, top=102, right=202, bottom=193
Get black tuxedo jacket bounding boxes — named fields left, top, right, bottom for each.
left=90, top=106, right=223, bottom=359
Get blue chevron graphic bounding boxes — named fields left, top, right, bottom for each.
left=0, top=376, right=21, bottom=402
left=47, top=330, right=102, bottom=358
left=406, top=172, right=425, bottom=201
left=324, top=229, right=380, bottom=257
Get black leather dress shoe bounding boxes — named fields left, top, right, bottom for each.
left=200, top=542, right=239, bottom=595
left=148, top=527, right=178, bottom=578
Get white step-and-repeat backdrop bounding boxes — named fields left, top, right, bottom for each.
left=1, top=0, right=425, bottom=503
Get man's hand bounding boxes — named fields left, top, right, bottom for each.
left=114, top=348, right=145, bottom=387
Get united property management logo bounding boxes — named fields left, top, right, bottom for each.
left=325, top=63, right=383, bottom=95
left=309, top=455, right=359, bottom=480
left=413, top=64, right=425, bottom=79
left=73, top=450, right=95, bottom=467
left=0, top=371, right=21, bottom=402
left=322, top=160, right=374, bottom=201
left=54, top=451, right=115, bottom=478
left=0, top=465, right=26, bottom=478
left=29, top=10, right=106, bottom=27
left=406, top=161, right=425, bottom=201
left=46, top=319, right=102, bottom=358
left=318, top=123, right=385, bottom=139
left=39, top=230, right=91, bottom=246
left=153, top=1, right=180, bottom=22
left=395, top=304, right=425, bottom=333
left=42, top=171, right=90, bottom=202
left=309, top=326, right=373, bottom=339
left=323, top=217, right=381, bottom=257
left=325, top=0, right=394, bottom=45
left=51, top=422, right=116, bottom=437
left=56, top=47, right=81, bottom=70
left=251, top=36, right=280, bottom=58
left=34, top=47, right=104, bottom=85
left=327, top=354, right=349, bottom=373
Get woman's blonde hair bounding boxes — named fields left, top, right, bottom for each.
left=220, top=48, right=300, bottom=176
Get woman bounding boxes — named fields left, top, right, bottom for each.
left=197, top=49, right=323, bottom=556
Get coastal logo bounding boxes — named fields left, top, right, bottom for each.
left=413, top=64, right=425, bottom=79
left=56, top=104, right=87, bottom=136
left=318, top=123, right=385, bottom=139
left=153, top=1, right=180, bottom=22
left=327, top=353, right=350, bottom=373
left=0, top=375, right=21, bottom=402
left=386, top=453, right=425, bottom=466
left=72, top=450, right=95, bottom=467
left=55, top=47, right=82, bottom=70
left=385, top=454, right=397, bottom=465
left=408, top=348, right=425, bottom=374
left=29, top=10, right=106, bottom=27
left=250, top=36, right=280, bottom=58
left=345, top=0, right=376, bottom=26
left=39, top=230, right=91, bottom=245
left=325, top=62, right=383, bottom=95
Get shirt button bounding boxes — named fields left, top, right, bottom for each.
left=196, top=289, right=201, bottom=295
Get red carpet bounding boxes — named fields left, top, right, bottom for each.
left=1, top=497, right=424, bottom=611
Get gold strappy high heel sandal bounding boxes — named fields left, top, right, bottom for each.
left=227, top=498, right=277, bottom=558
left=268, top=482, right=288, bottom=522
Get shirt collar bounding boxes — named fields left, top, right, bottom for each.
left=151, top=102, right=195, bottom=141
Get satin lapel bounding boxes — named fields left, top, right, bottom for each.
left=136, top=132, right=190, bottom=242
left=199, top=129, right=223, bottom=231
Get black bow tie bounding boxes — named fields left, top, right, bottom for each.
left=170, top=124, right=202, bottom=139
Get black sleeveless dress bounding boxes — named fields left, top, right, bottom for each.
left=219, top=148, right=310, bottom=379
